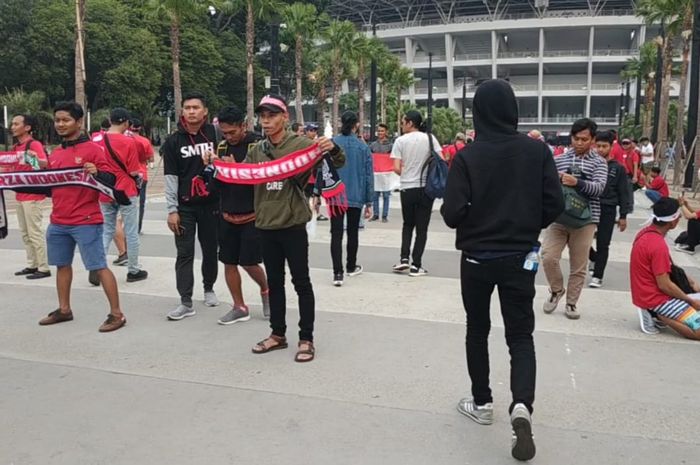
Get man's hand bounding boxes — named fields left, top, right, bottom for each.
left=561, top=173, right=578, bottom=187
left=632, top=175, right=638, bottom=184
left=83, top=162, right=98, bottom=175
left=317, top=137, right=334, bottom=153
left=202, top=150, right=217, bottom=166
left=618, top=218, right=627, bottom=232
left=167, top=212, right=182, bottom=236
left=364, top=206, right=373, bottom=219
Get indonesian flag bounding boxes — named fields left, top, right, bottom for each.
left=372, top=152, right=400, bottom=192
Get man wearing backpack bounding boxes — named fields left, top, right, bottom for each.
left=391, top=110, right=442, bottom=277
left=541, top=118, right=607, bottom=319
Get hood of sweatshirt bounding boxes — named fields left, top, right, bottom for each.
left=473, top=79, right=519, bottom=141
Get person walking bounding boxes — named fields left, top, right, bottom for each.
left=129, top=118, right=155, bottom=234
left=441, top=79, right=564, bottom=462
left=541, top=118, right=608, bottom=319
left=369, top=123, right=395, bottom=223
left=330, top=111, right=374, bottom=286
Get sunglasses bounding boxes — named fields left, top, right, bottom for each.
left=622, top=141, right=631, bottom=145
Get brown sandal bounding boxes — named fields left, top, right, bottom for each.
left=294, top=340, right=315, bottom=363
left=252, top=335, right=288, bottom=354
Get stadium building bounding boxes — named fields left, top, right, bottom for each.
left=328, top=0, right=679, bottom=133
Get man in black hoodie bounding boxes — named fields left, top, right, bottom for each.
left=441, top=79, right=564, bottom=462
left=163, top=92, right=221, bottom=320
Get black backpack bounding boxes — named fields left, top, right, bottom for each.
left=421, top=132, right=449, bottom=200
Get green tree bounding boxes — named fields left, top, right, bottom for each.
left=623, top=42, right=657, bottom=138
left=0, top=89, right=53, bottom=141
left=348, top=35, right=388, bottom=131
left=322, top=20, right=356, bottom=133
left=432, top=107, right=464, bottom=145
left=388, top=66, right=415, bottom=132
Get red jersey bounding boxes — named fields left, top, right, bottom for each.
left=96, top=132, right=141, bottom=200
left=630, top=226, right=673, bottom=309
left=49, top=139, right=111, bottom=226
left=12, top=138, right=48, bottom=202
left=649, top=176, right=669, bottom=197
left=616, top=149, right=639, bottom=175
left=132, top=133, right=154, bottom=181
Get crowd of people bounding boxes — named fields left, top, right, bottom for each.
left=4, top=78, right=700, bottom=462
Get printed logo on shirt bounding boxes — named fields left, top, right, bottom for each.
left=266, top=181, right=284, bottom=191
left=74, top=157, right=83, bottom=164
left=180, top=142, right=215, bottom=158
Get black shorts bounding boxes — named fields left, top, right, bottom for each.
left=218, top=220, right=262, bottom=266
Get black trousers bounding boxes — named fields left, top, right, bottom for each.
left=138, top=180, right=148, bottom=234
left=400, top=188, right=434, bottom=267
left=330, top=207, right=362, bottom=274
left=626, top=174, right=635, bottom=213
left=589, top=204, right=617, bottom=280
left=461, top=252, right=536, bottom=414
left=259, top=226, right=315, bottom=342
left=687, top=219, right=700, bottom=251
left=174, top=203, right=219, bottom=305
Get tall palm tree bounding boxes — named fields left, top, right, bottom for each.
left=622, top=42, right=657, bottom=138
left=390, top=66, right=416, bottom=132
left=377, top=56, right=401, bottom=125
left=309, top=52, right=331, bottom=126
left=283, top=3, right=321, bottom=125
left=671, top=0, right=694, bottom=183
left=323, top=20, right=356, bottom=133
left=348, top=35, right=388, bottom=132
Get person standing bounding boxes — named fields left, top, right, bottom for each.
left=368, top=123, right=394, bottom=223
left=588, top=131, right=631, bottom=289
left=247, top=94, right=344, bottom=363
left=10, top=114, right=51, bottom=279
left=163, top=92, right=221, bottom=320
left=616, top=137, right=639, bottom=213
left=441, top=79, right=564, bottom=461
left=391, top=110, right=442, bottom=277
left=639, top=136, right=654, bottom=173
left=97, top=108, right=148, bottom=284
left=38, top=101, right=127, bottom=332
left=330, top=111, right=374, bottom=286
left=541, top=118, right=608, bottom=319
left=129, top=118, right=155, bottom=234
left=203, top=105, right=270, bottom=324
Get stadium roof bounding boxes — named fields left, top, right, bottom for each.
left=327, top=0, right=637, bottom=28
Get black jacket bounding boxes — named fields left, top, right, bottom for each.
left=440, top=79, right=564, bottom=253
left=600, top=159, right=631, bottom=218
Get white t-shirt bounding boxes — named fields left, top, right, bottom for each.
left=640, top=143, right=654, bottom=164
left=390, top=131, right=442, bottom=189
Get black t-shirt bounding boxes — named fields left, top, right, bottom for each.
left=216, top=132, right=261, bottom=214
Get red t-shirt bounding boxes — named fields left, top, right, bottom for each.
left=443, top=142, right=465, bottom=166
left=96, top=132, right=141, bottom=200
left=630, top=226, right=673, bottom=309
left=649, top=176, right=669, bottom=197
left=132, top=133, right=154, bottom=181
left=615, top=149, right=639, bottom=175
left=49, top=140, right=111, bottom=226
left=12, top=139, right=48, bottom=202
left=611, top=141, right=624, bottom=166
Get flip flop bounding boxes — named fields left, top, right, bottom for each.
left=252, top=335, right=288, bottom=354
left=294, top=340, right=315, bottom=363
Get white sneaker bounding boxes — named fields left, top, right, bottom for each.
left=347, top=265, right=363, bottom=277
left=638, top=309, right=660, bottom=335
left=167, top=304, right=196, bottom=321
left=204, top=291, right=220, bottom=307
left=542, top=290, right=564, bottom=314
left=589, top=278, right=602, bottom=288
left=511, top=403, right=536, bottom=461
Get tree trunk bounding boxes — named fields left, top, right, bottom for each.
left=656, top=37, right=674, bottom=161
left=317, top=85, right=327, bottom=127
left=170, top=16, right=182, bottom=121
left=74, top=0, right=86, bottom=116
left=643, top=78, right=655, bottom=138
left=673, top=27, right=693, bottom=185
left=295, top=35, right=304, bottom=125
left=380, top=83, right=386, bottom=125
left=396, top=88, right=402, bottom=134
left=332, top=72, right=341, bottom=134
left=357, top=59, right=366, bottom=138
left=246, top=0, right=255, bottom=131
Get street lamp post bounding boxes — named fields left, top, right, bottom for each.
left=619, top=82, right=625, bottom=126
left=269, top=17, right=281, bottom=95
left=461, top=73, right=467, bottom=123
left=683, top=0, right=700, bottom=187
left=369, top=23, right=378, bottom=142
left=427, top=52, right=433, bottom=133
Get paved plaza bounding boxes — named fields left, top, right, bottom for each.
left=1, top=184, right=699, bottom=464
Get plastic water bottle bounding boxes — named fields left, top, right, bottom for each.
left=523, top=247, right=540, bottom=272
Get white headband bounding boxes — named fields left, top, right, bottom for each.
left=642, top=210, right=681, bottom=226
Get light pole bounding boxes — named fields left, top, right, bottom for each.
left=684, top=0, right=700, bottom=187
left=269, top=16, right=281, bottom=95
left=461, top=73, right=467, bottom=123
left=369, top=22, right=378, bottom=141
left=427, top=52, right=433, bottom=133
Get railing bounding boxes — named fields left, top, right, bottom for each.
left=511, top=84, right=539, bottom=91
left=544, top=50, right=588, bottom=57
left=593, top=49, right=638, bottom=56
left=413, top=54, right=447, bottom=63
left=455, top=52, right=492, bottom=61
left=542, top=84, right=589, bottom=91
left=519, top=116, right=620, bottom=124
left=591, top=83, right=624, bottom=90
left=498, top=51, right=538, bottom=59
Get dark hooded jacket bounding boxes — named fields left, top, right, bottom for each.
left=440, top=79, right=564, bottom=254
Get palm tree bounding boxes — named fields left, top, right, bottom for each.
left=283, top=3, right=321, bottom=125
left=390, top=66, right=416, bottom=132
left=378, top=56, right=401, bottom=125
left=671, top=0, right=694, bottom=183
left=74, top=0, right=86, bottom=112
left=149, top=0, right=207, bottom=119
left=622, top=42, right=657, bottom=138
left=348, top=35, right=388, bottom=132
left=323, top=20, right=356, bottom=133
left=309, top=52, right=331, bottom=126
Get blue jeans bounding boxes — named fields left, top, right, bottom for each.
left=100, top=197, right=140, bottom=274
left=645, top=189, right=662, bottom=204
left=373, top=191, right=391, bottom=219
left=46, top=224, right=107, bottom=270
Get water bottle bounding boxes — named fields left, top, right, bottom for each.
left=523, top=247, right=540, bottom=272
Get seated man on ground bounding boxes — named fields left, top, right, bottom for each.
left=630, top=197, right=700, bottom=340
left=674, top=194, right=700, bottom=255
left=643, top=167, right=668, bottom=205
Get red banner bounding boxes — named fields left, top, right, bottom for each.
left=372, top=153, right=394, bottom=173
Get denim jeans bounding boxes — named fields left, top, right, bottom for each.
left=100, top=197, right=140, bottom=274
left=373, top=191, right=391, bottom=219
left=645, top=189, right=662, bottom=204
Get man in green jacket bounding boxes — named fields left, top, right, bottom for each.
left=248, top=94, right=345, bottom=363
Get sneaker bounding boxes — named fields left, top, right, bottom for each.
left=112, top=253, right=128, bottom=266
left=39, top=309, right=74, bottom=326
left=392, top=259, right=410, bottom=273
left=333, top=272, right=344, bottom=287
left=347, top=265, right=363, bottom=277
left=317, top=214, right=329, bottom=221
left=456, top=398, right=493, bottom=425
left=218, top=305, right=251, bottom=325
left=510, top=403, right=536, bottom=461
left=589, top=277, right=602, bottom=288
left=675, top=243, right=695, bottom=255
left=638, top=309, right=660, bottom=335
left=565, top=304, right=580, bottom=320
left=409, top=265, right=428, bottom=277
left=261, top=290, right=270, bottom=319
left=381, top=218, right=388, bottom=223
left=88, top=270, right=100, bottom=286
left=204, top=291, right=220, bottom=307
left=15, top=267, right=37, bottom=276
left=126, top=269, right=148, bottom=282
left=99, top=314, right=127, bottom=332
left=653, top=317, right=668, bottom=330
left=369, top=216, right=379, bottom=222
left=26, top=270, right=51, bottom=280
left=542, top=290, right=564, bottom=314
left=167, top=304, right=196, bottom=321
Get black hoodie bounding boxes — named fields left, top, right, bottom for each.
left=440, top=79, right=564, bottom=254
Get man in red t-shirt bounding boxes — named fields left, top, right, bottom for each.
left=443, top=133, right=466, bottom=166
left=630, top=198, right=700, bottom=339
left=615, top=137, right=639, bottom=213
left=96, top=108, right=148, bottom=283
left=643, top=166, right=669, bottom=204
left=38, top=101, right=127, bottom=332
left=128, top=118, right=154, bottom=233
left=10, top=114, right=51, bottom=279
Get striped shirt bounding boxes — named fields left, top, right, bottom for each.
left=554, top=148, right=608, bottom=223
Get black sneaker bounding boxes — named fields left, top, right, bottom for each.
left=369, top=216, right=379, bottom=222
left=126, top=269, right=149, bottom=282
left=347, top=265, right=363, bottom=277
left=333, top=272, right=344, bottom=287
left=88, top=270, right=100, bottom=286
left=15, top=267, right=37, bottom=276
left=112, top=253, right=128, bottom=266
left=392, top=259, right=410, bottom=273
left=409, top=265, right=428, bottom=277
left=27, top=270, right=51, bottom=280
